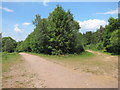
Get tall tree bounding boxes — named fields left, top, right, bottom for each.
left=47, top=5, right=84, bottom=54
left=32, top=14, right=41, bottom=26
left=21, top=5, right=84, bottom=55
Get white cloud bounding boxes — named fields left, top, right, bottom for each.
left=0, top=6, right=14, bottom=12
left=78, top=19, right=107, bottom=33
left=23, top=22, right=31, bottom=26
left=43, top=0, right=50, bottom=6
left=14, top=24, right=22, bottom=33
left=119, top=8, right=120, bottom=14
left=96, top=8, right=118, bottom=15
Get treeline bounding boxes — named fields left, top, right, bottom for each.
left=12, top=5, right=84, bottom=55
left=2, top=37, right=17, bottom=53
left=2, top=6, right=120, bottom=55
left=82, top=17, right=120, bottom=55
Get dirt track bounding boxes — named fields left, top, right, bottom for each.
left=86, top=50, right=118, bottom=61
left=2, top=51, right=118, bottom=88
left=15, top=52, right=117, bottom=88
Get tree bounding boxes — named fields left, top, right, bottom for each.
left=83, top=31, right=94, bottom=45
left=16, top=41, right=24, bottom=52
left=21, top=5, right=84, bottom=55
left=82, top=16, right=120, bottom=54
left=102, top=17, right=120, bottom=54
left=32, top=14, right=41, bottom=26
left=47, top=5, right=84, bottom=54
left=33, top=18, right=49, bottom=53
left=95, top=26, right=104, bottom=43
left=106, top=29, right=120, bottom=54
left=2, top=37, right=17, bottom=52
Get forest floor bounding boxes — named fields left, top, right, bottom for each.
left=2, top=50, right=118, bottom=88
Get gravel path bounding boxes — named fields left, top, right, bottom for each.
left=17, top=52, right=118, bottom=88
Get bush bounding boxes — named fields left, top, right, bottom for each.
left=96, top=42, right=104, bottom=50
left=105, top=30, right=120, bottom=55
left=85, top=44, right=97, bottom=50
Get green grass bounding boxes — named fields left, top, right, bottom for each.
left=2, top=52, right=23, bottom=72
left=27, top=51, right=94, bottom=61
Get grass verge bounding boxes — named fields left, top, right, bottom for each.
left=2, top=52, right=23, bottom=72
left=27, top=51, right=94, bottom=61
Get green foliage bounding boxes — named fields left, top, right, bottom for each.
left=16, top=41, right=24, bottom=52
left=32, top=14, right=41, bottom=26
left=9, top=6, right=119, bottom=55
left=47, top=6, right=83, bottom=55
left=2, top=37, right=17, bottom=52
left=103, top=17, right=120, bottom=54
left=19, top=5, right=84, bottom=55
left=106, top=30, right=120, bottom=54
left=83, top=17, right=120, bottom=55
left=83, top=31, right=95, bottom=45
left=85, top=44, right=97, bottom=51
left=96, top=42, right=104, bottom=50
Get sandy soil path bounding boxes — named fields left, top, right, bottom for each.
left=18, top=52, right=118, bottom=88
left=86, top=50, right=118, bottom=61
